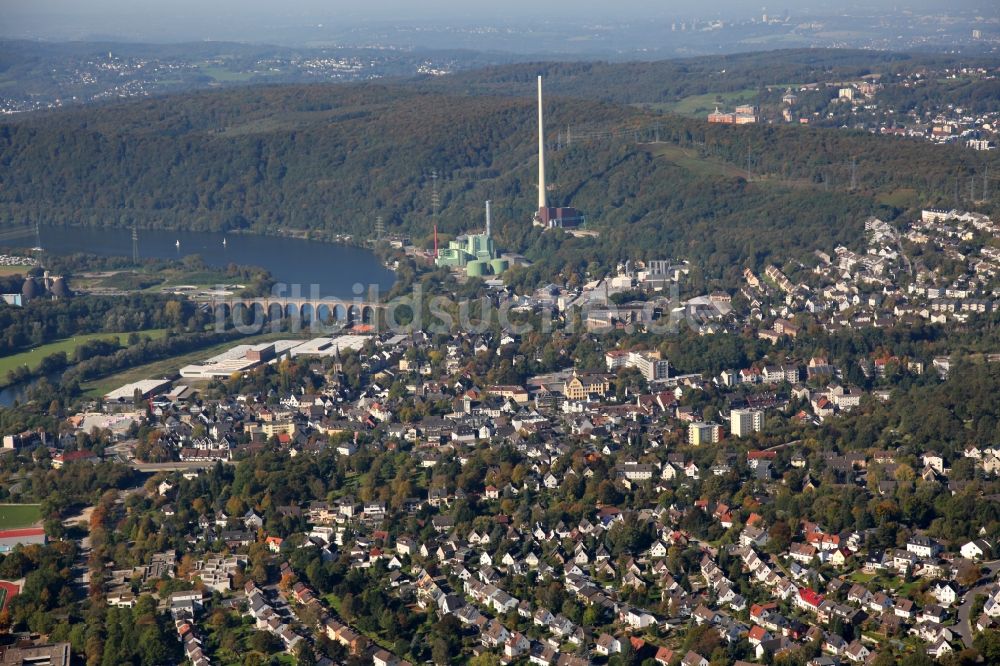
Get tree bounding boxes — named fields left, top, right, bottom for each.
left=429, top=615, right=462, bottom=663
left=249, top=630, right=282, bottom=654
left=164, top=300, right=184, bottom=327
left=340, top=592, right=359, bottom=622
left=295, top=642, right=316, bottom=666
left=431, top=637, right=453, bottom=665
left=767, top=520, right=792, bottom=553
left=956, top=561, right=982, bottom=588
left=582, top=605, right=602, bottom=628
left=974, top=629, right=1000, bottom=665
left=278, top=571, right=296, bottom=594
left=138, top=624, right=170, bottom=666
left=242, top=654, right=266, bottom=666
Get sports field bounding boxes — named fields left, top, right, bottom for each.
left=0, top=581, right=20, bottom=612
left=0, top=504, right=42, bottom=529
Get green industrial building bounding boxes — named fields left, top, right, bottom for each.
left=435, top=201, right=509, bottom=277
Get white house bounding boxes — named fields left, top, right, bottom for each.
left=960, top=539, right=992, bottom=561
left=930, top=582, right=959, bottom=607
left=595, top=633, right=621, bottom=655
left=906, top=535, right=939, bottom=559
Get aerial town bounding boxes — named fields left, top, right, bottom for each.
left=0, top=205, right=998, bottom=665
left=1, top=4, right=999, bottom=664
left=706, top=66, right=999, bottom=150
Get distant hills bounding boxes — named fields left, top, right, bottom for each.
left=0, top=38, right=530, bottom=112
left=426, top=49, right=999, bottom=105
left=1, top=49, right=998, bottom=287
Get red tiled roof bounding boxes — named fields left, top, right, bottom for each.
left=798, top=587, right=824, bottom=607
left=55, top=450, right=97, bottom=462
left=0, top=527, right=45, bottom=539
left=747, top=450, right=777, bottom=460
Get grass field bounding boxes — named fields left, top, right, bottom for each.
left=648, top=143, right=749, bottom=179
left=639, top=88, right=759, bottom=117
left=647, top=143, right=832, bottom=192
left=0, top=329, right=167, bottom=382
left=0, top=265, right=33, bottom=277
left=877, top=187, right=920, bottom=209
left=0, top=504, right=41, bottom=529
left=80, top=330, right=296, bottom=397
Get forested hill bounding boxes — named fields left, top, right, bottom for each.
left=425, top=49, right=1000, bottom=105
left=0, top=77, right=997, bottom=286
left=0, top=83, right=637, bottom=239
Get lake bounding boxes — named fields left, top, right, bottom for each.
left=1, top=225, right=396, bottom=300
left=0, top=225, right=397, bottom=406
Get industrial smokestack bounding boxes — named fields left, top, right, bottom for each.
left=537, top=75, right=546, bottom=213
left=485, top=200, right=492, bottom=238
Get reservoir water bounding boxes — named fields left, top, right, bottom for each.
left=0, top=225, right=397, bottom=406
left=1, top=225, right=396, bottom=300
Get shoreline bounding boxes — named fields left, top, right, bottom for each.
left=0, top=221, right=371, bottom=251
left=0, top=222, right=401, bottom=286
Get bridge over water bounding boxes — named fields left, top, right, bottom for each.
left=198, top=296, right=384, bottom=325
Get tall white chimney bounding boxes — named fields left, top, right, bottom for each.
left=537, top=75, right=547, bottom=213
left=485, top=200, right=491, bottom=237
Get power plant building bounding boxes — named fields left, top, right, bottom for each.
left=532, top=76, right=584, bottom=229
left=435, top=201, right=509, bottom=277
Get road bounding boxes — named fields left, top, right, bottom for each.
left=692, top=537, right=718, bottom=558
left=130, top=460, right=234, bottom=472
left=956, top=560, right=1000, bottom=649
left=63, top=505, right=95, bottom=587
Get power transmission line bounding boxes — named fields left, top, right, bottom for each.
left=0, top=227, right=34, bottom=243
left=430, top=169, right=440, bottom=219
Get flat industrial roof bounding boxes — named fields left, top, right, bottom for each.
left=179, top=337, right=372, bottom=378
left=104, top=378, right=172, bottom=402
left=290, top=335, right=370, bottom=356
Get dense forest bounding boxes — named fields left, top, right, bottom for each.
left=0, top=54, right=998, bottom=288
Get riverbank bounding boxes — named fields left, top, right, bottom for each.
left=0, top=224, right=396, bottom=301
left=1, top=220, right=371, bottom=251
left=0, top=330, right=167, bottom=388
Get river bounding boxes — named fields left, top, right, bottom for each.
left=0, top=225, right=397, bottom=407
left=0, top=371, right=64, bottom=408
left=1, top=225, right=396, bottom=299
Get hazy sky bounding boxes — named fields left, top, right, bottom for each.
left=3, top=0, right=995, bottom=43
